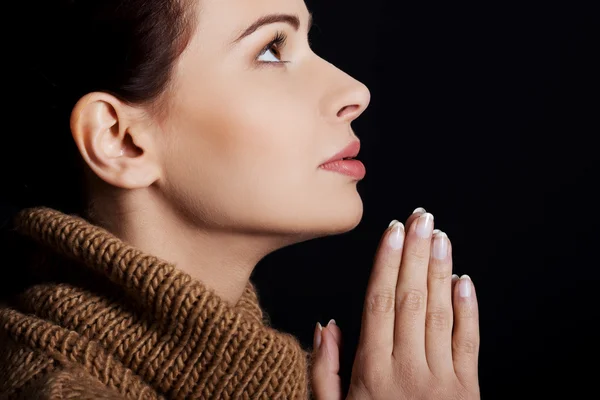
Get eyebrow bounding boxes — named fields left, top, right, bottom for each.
left=230, top=12, right=313, bottom=46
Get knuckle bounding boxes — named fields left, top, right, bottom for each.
left=426, top=376, right=456, bottom=398
left=432, top=383, right=470, bottom=400
left=454, top=337, right=479, bottom=355
left=391, top=355, right=421, bottom=391
left=351, top=354, right=388, bottom=395
left=453, top=381, right=479, bottom=400
left=397, top=289, right=426, bottom=312
left=407, top=245, right=430, bottom=263
left=425, top=308, right=452, bottom=331
left=429, top=262, right=452, bottom=281
left=366, top=290, right=396, bottom=314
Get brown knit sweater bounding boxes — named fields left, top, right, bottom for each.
left=0, top=208, right=311, bottom=399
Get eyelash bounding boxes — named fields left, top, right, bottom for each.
left=256, top=30, right=290, bottom=66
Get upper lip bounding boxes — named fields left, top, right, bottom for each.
left=319, top=140, right=361, bottom=166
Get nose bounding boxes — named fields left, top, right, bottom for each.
left=319, top=61, right=371, bottom=124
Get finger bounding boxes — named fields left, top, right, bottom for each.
left=450, top=274, right=459, bottom=332
left=326, top=319, right=342, bottom=349
left=311, top=325, right=343, bottom=400
left=405, top=207, right=426, bottom=231
left=452, top=275, right=480, bottom=385
left=425, top=231, right=455, bottom=375
left=393, top=212, right=434, bottom=362
left=451, top=274, right=459, bottom=291
left=359, top=220, right=406, bottom=354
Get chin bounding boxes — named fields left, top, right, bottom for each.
left=315, top=193, right=364, bottom=235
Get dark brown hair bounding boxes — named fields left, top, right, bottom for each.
left=4, top=0, right=197, bottom=216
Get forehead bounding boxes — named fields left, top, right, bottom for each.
left=194, top=0, right=310, bottom=41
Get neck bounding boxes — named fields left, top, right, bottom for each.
left=87, top=189, right=300, bottom=306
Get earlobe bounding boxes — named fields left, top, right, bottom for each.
left=70, top=92, right=161, bottom=189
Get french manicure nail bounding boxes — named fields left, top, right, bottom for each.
left=452, top=274, right=459, bottom=282
left=315, top=322, right=323, bottom=349
left=389, top=219, right=400, bottom=228
left=433, top=229, right=441, bottom=235
left=459, top=275, right=472, bottom=297
left=415, top=213, right=434, bottom=238
left=327, top=319, right=336, bottom=327
left=433, top=231, right=448, bottom=259
left=388, top=221, right=405, bottom=249
left=413, top=207, right=426, bottom=214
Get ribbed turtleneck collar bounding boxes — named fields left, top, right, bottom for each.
left=0, top=207, right=310, bottom=399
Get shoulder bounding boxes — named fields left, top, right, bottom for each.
left=15, top=366, right=128, bottom=400
left=0, top=333, right=127, bottom=400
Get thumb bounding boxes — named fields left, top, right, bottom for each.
left=310, top=320, right=343, bottom=400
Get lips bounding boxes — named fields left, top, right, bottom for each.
left=319, top=140, right=361, bottom=166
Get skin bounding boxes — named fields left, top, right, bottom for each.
left=311, top=209, right=481, bottom=399
left=68, top=0, right=481, bottom=396
left=70, top=0, right=370, bottom=305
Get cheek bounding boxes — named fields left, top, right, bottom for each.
left=209, top=88, right=318, bottom=179
left=171, top=61, right=319, bottom=174
left=157, top=71, right=329, bottom=226
left=160, top=94, right=318, bottom=210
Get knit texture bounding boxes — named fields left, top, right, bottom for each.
left=0, top=207, right=311, bottom=399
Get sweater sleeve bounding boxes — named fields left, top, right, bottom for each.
left=15, top=366, right=129, bottom=400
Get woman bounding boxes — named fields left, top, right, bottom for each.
left=0, top=0, right=481, bottom=398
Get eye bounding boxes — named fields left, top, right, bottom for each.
left=256, top=31, right=290, bottom=65
left=258, top=46, right=281, bottom=63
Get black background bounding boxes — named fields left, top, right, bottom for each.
left=252, top=0, right=599, bottom=399
left=1, top=0, right=598, bottom=398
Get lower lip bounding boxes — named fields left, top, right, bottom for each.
left=319, top=159, right=366, bottom=180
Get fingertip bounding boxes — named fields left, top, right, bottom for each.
left=405, top=213, right=421, bottom=231
left=310, top=328, right=343, bottom=400
left=452, top=275, right=479, bottom=318
left=458, top=275, right=473, bottom=299
left=314, top=322, right=323, bottom=351
left=326, top=320, right=342, bottom=347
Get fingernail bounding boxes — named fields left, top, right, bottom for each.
left=433, top=231, right=448, bottom=259
left=433, top=229, right=441, bottom=235
left=388, top=221, right=405, bottom=249
left=415, top=213, right=434, bottom=238
left=452, top=274, right=459, bottom=282
left=327, top=319, right=336, bottom=327
left=315, top=322, right=323, bottom=349
left=413, top=207, right=426, bottom=214
left=388, top=219, right=400, bottom=228
left=459, top=275, right=472, bottom=297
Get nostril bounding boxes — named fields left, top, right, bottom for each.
left=337, top=104, right=360, bottom=119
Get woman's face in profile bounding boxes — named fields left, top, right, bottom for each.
left=156, top=0, right=371, bottom=236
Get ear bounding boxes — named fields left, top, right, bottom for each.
left=70, top=92, right=162, bottom=190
